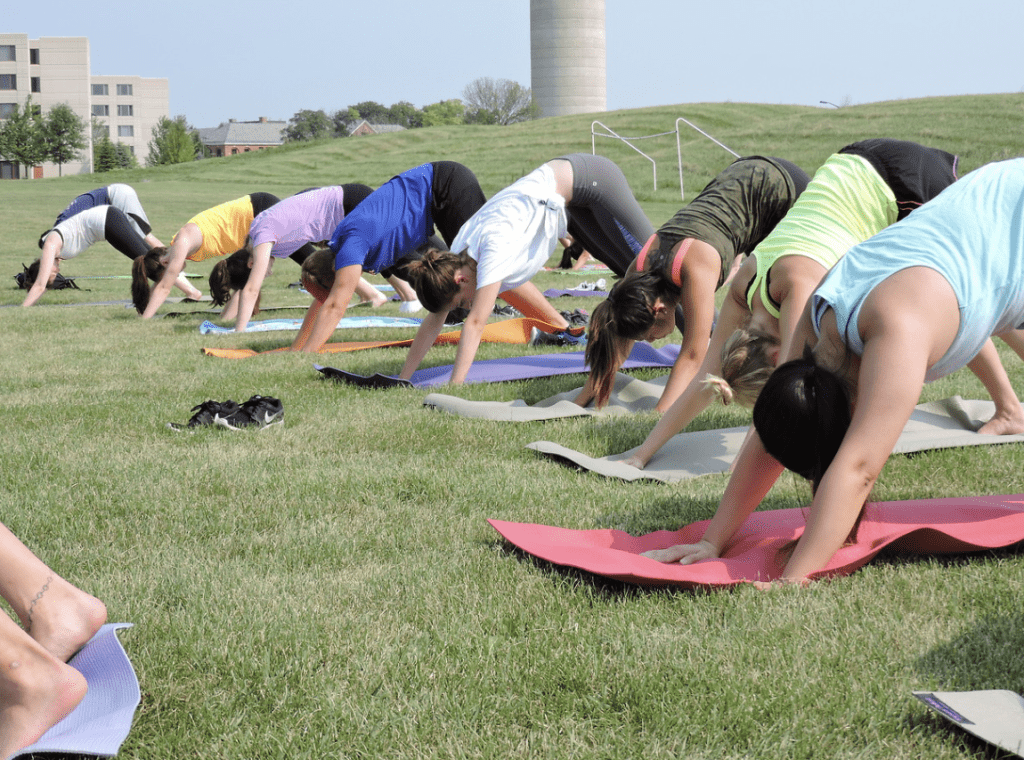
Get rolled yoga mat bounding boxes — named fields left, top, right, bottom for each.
left=527, top=397, right=1024, bottom=483
left=488, top=493, right=1024, bottom=588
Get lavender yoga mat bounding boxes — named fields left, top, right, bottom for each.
left=316, top=343, right=679, bottom=389
left=14, top=623, right=140, bottom=758
left=199, top=315, right=422, bottom=334
left=489, top=494, right=1024, bottom=588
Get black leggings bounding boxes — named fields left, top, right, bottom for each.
left=559, top=153, right=655, bottom=277
left=104, top=206, right=151, bottom=259
left=430, top=161, right=486, bottom=247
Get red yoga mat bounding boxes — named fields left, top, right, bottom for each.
left=489, top=494, right=1024, bottom=588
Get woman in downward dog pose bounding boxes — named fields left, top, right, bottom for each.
left=577, top=155, right=811, bottom=411
left=642, top=157, right=1024, bottom=582
left=291, top=161, right=486, bottom=352
left=23, top=184, right=198, bottom=307
left=0, top=521, right=108, bottom=758
left=208, top=184, right=381, bottom=331
left=621, top=138, right=960, bottom=469
left=396, top=154, right=655, bottom=384
left=134, top=192, right=280, bottom=316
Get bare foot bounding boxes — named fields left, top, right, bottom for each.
left=0, top=639, right=88, bottom=758
left=23, top=578, right=107, bottom=663
left=978, top=404, right=1024, bottom=435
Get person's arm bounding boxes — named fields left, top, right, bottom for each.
left=219, top=289, right=242, bottom=321
left=449, top=281, right=503, bottom=385
left=21, top=235, right=61, bottom=308
left=623, top=273, right=752, bottom=469
left=398, top=309, right=450, bottom=379
left=651, top=241, right=722, bottom=412
left=968, top=338, right=1024, bottom=435
left=234, top=242, right=273, bottom=332
left=141, top=224, right=201, bottom=319
left=294, top=263, right=363, bottom=353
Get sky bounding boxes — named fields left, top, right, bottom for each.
left=7, top=0, right=1024, bottom=128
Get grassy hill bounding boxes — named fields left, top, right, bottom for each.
left=2, top=95, right=1024, bottom=759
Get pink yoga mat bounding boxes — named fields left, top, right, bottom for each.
left=489, top=494, right=1024, bottom=588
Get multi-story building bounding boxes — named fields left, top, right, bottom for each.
left=0, top=33, right=168, bottom=178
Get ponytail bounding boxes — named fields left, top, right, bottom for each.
left=584, top=299, right=631, bottom=408
left=403, top=248, right=473, bottom=313
left=131, top=248, right=167, bottom=314
left=709, top=327, right=781, bottom=408
left=210, top=248, right=254, bottom=307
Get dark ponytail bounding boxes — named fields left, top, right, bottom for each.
left=131, top=248, right=167, bottom=314
left=210, top=248, right=254, bottom=307
left=752, top=345, right=852, bottom=492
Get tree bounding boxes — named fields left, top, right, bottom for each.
left=386, top=101, right=423, bottom=129
left=347, top=101, right=390, bottom=124
left=147, top=115, right=200, bottom=166
left=461, top=77, right=539, bottom=125
left=41, top=103, right=88, bottom=176
left=421, top=99, right=466, bottom=127
left=283, top=109, right=333, bottom=142
left=113, top=142, right=139, bottom=170
left=0, top=98, right=48, bottom=178
left=92, top=133, right=118, bottom=172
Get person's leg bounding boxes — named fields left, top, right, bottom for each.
left=103, top=207, right=150, bottom=260
left=0, top=522, right=107, bottom=663
left=355, top=278, right=388, bottom=307
left=0, top=612, right=88, bottom=760
left=500, top=282, right=569, bottom=329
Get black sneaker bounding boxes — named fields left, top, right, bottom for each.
left=167, top=399, right=239, bottom=432
left=529, top=327, right=587, bottom=348
left=559, top=308, right=590, bottom=328
left=214, top=395, right=284, bottom=430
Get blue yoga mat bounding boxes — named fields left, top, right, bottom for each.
left=200, top=315, right=423, bottom=334
left=543, top=288, right=608, bottom=298
left=317, top=343, right=679, bottom=389
left=14, top=623, right=140, bottom=759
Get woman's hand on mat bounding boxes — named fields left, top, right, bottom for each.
left=641, top=539, right=718, bottom=564
left=752, top=577, right=811, bottom=591
left=621, top=452, right=651, bottom=470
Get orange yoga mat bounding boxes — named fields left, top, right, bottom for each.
left=202, top=318, right=576, bottom=359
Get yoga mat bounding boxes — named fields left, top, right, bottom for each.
left=202, top=317, right=570, bottom=359
left=199, top=315, right=422, bottom=335
left=543, top=288, right=608, bottom=298
left=914, top=690, right=1024, bottom=757
left=14, top=623, right=140, bottom=759
left=320, top=343, right=677, bottom=390
left=488, top=493, right=1024, bottom=588
left=424, top=372, right=667, bottom=420
left=529, top=396, right=1024, bottom=483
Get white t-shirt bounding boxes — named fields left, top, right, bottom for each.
left=451, top=164, right=568, bottom=292
left=49, top=206, right=110, bottom=258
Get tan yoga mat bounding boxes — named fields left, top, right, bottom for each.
left=528, top=397, right=1024, bottom=483
left=202, top=317, right=572, bottom=358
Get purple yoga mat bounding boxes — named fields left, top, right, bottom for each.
left=317, top=343, right=680, bottom=389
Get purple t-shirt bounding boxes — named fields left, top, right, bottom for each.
left=249, top=186, right=349, bottom=259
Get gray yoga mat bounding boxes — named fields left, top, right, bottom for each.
left=425, top=373, right=669, bottom=421
left=527, top=397, right=1024, bottom=483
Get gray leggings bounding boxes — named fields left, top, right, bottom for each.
left=559, top=153, right=655, bottom=277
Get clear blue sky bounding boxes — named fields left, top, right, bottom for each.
left=8, top=0, right=1024, bottom=128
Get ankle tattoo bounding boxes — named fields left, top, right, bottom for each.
left=25, top=576, right=53, bottom=633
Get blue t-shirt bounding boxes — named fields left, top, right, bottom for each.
left=330, top=163, right=435, bottom=273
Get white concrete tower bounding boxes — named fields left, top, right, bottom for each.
left=530, top=0, right=607, bottom=118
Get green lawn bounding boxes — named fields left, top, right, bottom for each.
left=2, top=95, right=1024, bottom=759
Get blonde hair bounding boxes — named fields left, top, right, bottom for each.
left=706, top=326, right=781, bottom=408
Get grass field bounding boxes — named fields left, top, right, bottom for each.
left=3, top=95, right=1024, bottom=759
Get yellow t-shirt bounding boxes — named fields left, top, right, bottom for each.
left=180, top=195, right=254, bottom=262
left=746, top=153, right=897, bottom=319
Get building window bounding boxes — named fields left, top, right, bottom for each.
left=1, top=161, right=20, bottom=180
left=30, top=48, right=40, bottom=65
left=31, top=77, right=41, bottom=93
left=0, top=46, right=14, bottom=63
left=92, top=83, right=108, bottom=96
left=117, top=125, right=134, bottom=137
left=116, top=84, right=133, bottom=96
left=117, top=105, right=133, bottom=117
left=0, top=103, right=15, bottom=119
left=92, top=105, right=109, bottom=117
left=0, top=74, right=16, bottom=91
